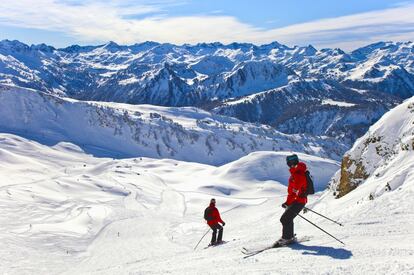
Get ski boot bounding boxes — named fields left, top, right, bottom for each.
left=273, top=236, right=297, bottom=247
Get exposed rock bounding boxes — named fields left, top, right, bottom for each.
left=337, top=155, right=369, bottom=198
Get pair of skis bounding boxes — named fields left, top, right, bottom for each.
left=241, top=236, right=311, bottom=258
left=203, top=236, right=311, bottom=258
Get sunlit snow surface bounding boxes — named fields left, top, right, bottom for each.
left=0, top=133, right=338, bottom=274
left=322, top=99, right=356, bottom=107
left=0, top=131, right=413, bottom=274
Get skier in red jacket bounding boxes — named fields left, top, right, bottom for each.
left=204, top=198, right=226, bottom=246
left=275, top=154, right=307, bottom=246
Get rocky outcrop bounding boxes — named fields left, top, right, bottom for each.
left=337, top=155, right=369, bottom=198
left=329, top=95, right=414, bottom=198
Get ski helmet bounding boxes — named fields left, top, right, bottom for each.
left=286, top=154, right=299, bottom=167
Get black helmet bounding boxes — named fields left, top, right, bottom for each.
left=286, top=154, right=299, bottom=167
left=210, top=198, right=216, bottom=204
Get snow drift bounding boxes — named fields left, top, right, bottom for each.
left=0, top=132, right=338, bottom=274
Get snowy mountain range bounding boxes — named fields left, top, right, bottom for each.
left=1, top=39, right=413, bottom=147
left=1, top=38, right=414, bottom=273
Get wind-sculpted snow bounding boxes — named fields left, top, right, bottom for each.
left=0, top=133, right=339, bottom=274
left=1, top=131, right=413, bottom=274
left=0, top=85, right=345, bottom=164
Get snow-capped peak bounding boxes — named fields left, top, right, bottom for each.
left=0, top=39, right=30, bottom=52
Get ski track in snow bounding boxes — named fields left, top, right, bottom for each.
left=0, top=133, right=413, bottom=274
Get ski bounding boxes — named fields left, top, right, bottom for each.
left=242, top=246, right=273, bottom=258
left=203, top=238, right=237, bottom=249
left=242, top=236, right=311, bottom=258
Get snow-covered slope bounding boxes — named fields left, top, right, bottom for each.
left=0, top=84, right=345, bottom=164
left=298, top=97, right=414, bottom=275
left=1, top=90, right=413, bottom=274
left=327, top=96, right=414, bottom=199
left=1, top=130, right=413, bottom=274
left=0, top=132, right=340, bottom=274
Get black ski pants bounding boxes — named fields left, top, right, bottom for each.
left=210, top=223, right=223, bottom=243
left=280, top=202, right=305, bottom=239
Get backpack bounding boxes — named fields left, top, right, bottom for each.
left=204, top=207, right=213, bottom=221
left=305, top=170, right=315, bottom=195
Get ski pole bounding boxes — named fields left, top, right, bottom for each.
left=194, top=228, right=210, bottom=250
left=297, top=213, right=345, bottom=245
left=304, top=207, right=344, bottom=227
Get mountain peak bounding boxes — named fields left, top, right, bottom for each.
left=302, top=44, right=317, bottom=55
left=351, top=41, right=392, bottom=57
left=30, top=43, right=55, bottom=52
left=101, top=41, right=126, bottom=52
left=0, top=39, right=30, bottom=52
left=192, top=42, right=225, bottom=48
left=105, top=41, right=119, bottom=47
left=259, top=41, right=288, bottom=50
left=226, top=42, right=255, bottom=49
left=59, top=44, right=100, bottom=53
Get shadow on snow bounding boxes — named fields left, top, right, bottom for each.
left=290, top=243, right=353, bottom=259
left=0, top=129, right=135, bottom=159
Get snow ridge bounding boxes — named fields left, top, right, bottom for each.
left=0, top=84, right=345, bottom=164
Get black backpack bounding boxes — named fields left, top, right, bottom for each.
left=204, top=207, right=213, bottom=221
left=305, top=170, right=315, bottom=195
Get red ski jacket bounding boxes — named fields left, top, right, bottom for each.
left=205, top=203, right=224, bottom=226
left=285, top=162, right=308, bottom=205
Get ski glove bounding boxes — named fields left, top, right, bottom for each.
left=222, top=222, right=225, bottom=226
left=281, top=203, right=288, bottom=209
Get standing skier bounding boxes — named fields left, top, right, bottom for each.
left=204, top=198, right=226, bottom=246
left=275, top=154, right=307, bottom=246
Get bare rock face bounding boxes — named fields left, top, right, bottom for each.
left=337, top=153, right=369, bottom=198
left=335, top=135, right=382, bottom=198
left=335, top=134, right=389, bottom=198
left=337, top=155, right=369, bottom=198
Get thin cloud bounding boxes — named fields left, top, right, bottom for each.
left=260, top=3, right=414, bottom=48
left=0, top=0, right=413, bottom=49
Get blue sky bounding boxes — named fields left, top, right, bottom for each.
left=0, top=0, right=413, bottom=50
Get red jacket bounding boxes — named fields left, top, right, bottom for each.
left=205, top=203, right=224, bottom=226
left=285, top=162, right=308, bottom=205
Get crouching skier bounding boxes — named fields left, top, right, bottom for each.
left=204, top=198, right=226, bottom=246
left=274, top=154, right=308, bottom=247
